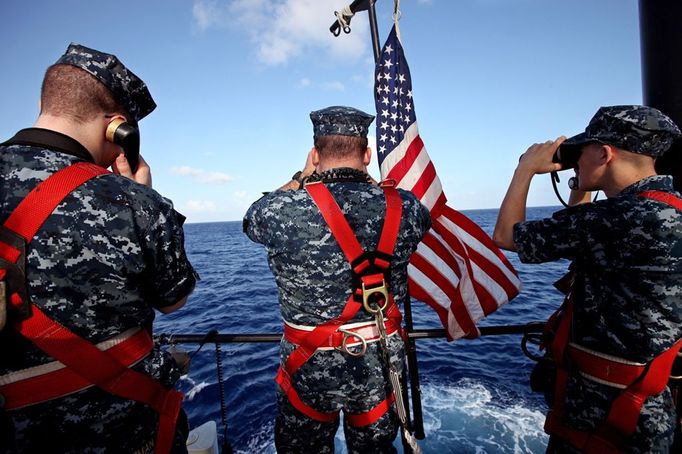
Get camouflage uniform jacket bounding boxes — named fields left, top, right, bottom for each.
left=243, top=168, right=431, bottom=326
left=0, top=129, right=197, bottom=453
left=514, top=175, right=682, bottom=452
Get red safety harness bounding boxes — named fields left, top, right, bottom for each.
left=0, top=162, right=182, bottom=454
left=543, top=190, right=682, bottom=453
left=275, top=179, right=404, bottom=427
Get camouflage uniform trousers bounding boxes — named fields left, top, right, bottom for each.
left=275, top=333, right=404, bottom=454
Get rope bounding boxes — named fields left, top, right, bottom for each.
left=393, top=0, right=402, bottom=41
left=376, top=310, right=423, bottom=454
left=215, top=341, right=233, bottom=454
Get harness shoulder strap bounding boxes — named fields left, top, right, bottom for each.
left=1, top=162, right=180, bottom=454
left=4, top=162, right=108, bottom=241
left=639, top=190, right=682, bottom=210
left=305, top=180, right=403, bottom=271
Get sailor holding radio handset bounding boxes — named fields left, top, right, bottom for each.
left=0, top=44, right=197, bottom=453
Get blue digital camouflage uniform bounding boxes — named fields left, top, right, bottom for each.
left=0, top=43, right=197, bottom=454
left=514, top=106, right=682, bottom=453
left=0, top=135, right=197, bottom=453
left=244, top=167, right=431, bottom=454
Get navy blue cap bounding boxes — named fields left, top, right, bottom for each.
left=55, top=43, right=156, bottom=122
left=310, top=106, right=375, bottom=138
left=560, top=105, right=681, bottom=159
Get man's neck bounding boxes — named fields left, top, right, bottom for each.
left=603, top=168, right=657, bottom=198
left=33, top=114, right=102, bottom=164
left=316, top=160, right=365, bottom=174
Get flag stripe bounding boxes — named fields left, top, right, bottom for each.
left=408, top=275, right=465, bottom=340
left=443, top=207, right=518, bottom=275
left=420, top=231, right=462, bottom=280
left=422, top=224, right=487, bottom=321
left=408, top=160, right=437, bottom=201
left=439, top=207, right=521, bottom=298
left=408, top=253, right=477, bottom=336
left=416, top=229, right=493, bottom=325
left=380, top=123, right=420, bottom=179
left=385, top=133, right=424, bottom=184
left=419, top=171, right=445, bottom=213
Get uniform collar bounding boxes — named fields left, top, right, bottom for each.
left=619, top=175, right=675, bottom=197
left=1, top=128, right=95, bottom=163
left=306, top=167, right=372, bottom=185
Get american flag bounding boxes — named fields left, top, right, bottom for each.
left=375, top=24, right=522, bottom=340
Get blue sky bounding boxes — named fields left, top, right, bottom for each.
left=0, top=0, right=642, bottom=223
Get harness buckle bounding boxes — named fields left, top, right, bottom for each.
left=0, top=226, right=30, bottom=326
left=361, top=278, right=389, bottom=314
left=337, top=329, right=367, bottom=357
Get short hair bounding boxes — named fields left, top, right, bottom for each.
left=40, top=64, right=127, bottom=123
left=313, top=135, right=368, bottom=160
left=615, top=145, right=656, bottom=166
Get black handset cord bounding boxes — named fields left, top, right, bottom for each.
left=551, top=172, right=599, bottom=208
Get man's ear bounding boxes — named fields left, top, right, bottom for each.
left=312, top=147, right=320, bottom=166
left=363, top=147, right=372, bottom=166
left=602, top=144, right=617, bottom=165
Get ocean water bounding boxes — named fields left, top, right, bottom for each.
left=154, top=206, right=569, bottom=453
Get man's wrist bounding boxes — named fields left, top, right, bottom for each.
left=290, top=170, right=305, bottom=190
left=292, top=170, right=303, bottom=183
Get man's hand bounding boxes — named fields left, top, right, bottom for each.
left=113, top=154, right=152, bottom=188
left=301, top=148, right=316, bottom=179
left=277, top=148, right=318, bottom=191
left=493, top=136, right=566, bottom=251
left=517, top=136, right=566, bottom=176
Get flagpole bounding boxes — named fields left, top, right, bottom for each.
left=365, top=0, right=426, bottom=442
left=368, top=1, right=381, bottom=62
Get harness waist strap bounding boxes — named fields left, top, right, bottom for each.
left=283, top=319, right=399, bottom=350
left=0, top=327, right=153, bottom=410
left=567, top=343, right=646, bottom=389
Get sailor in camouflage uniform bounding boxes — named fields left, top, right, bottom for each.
left=243, top=106, right=431, bottom=453
left=494, top=105, right=682, bottom=453
left=0, top=44, right=197, bottom=453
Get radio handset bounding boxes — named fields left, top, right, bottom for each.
left=106, top=117, right=140, bottom=173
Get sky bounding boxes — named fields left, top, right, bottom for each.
left=0, top=0, right=643, bottom=223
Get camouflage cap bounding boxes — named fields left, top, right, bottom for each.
left=54, top=43, right=156, bottom=122
left=560, top=105, right=681, bottom=158
left=310, top=106, right=375, bottom=138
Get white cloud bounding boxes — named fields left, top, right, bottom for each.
left=192, top=0, right=226, bottom=31
left=299, top=78, right=345, bottom=91
left=320, top=81, right=345, bottom=91
left=185, top=200, right=218, bottom=212
left=170, top=166, right=233, bottom=184
left=193, top=0, right=368, bottom=65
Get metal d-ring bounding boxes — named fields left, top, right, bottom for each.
left=338, top=329, right=367, bottom=357
left=362, top=281, right=389, bottom=314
